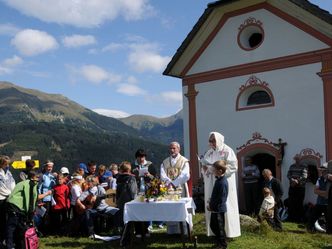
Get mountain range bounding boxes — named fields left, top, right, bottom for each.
left=119, top=110, right=183, bottom=145
left=0, top=81, right=183, bottom=176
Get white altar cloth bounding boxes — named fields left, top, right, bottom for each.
left=124, top=197, right=195, bottom=226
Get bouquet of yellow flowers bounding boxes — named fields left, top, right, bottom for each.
left=145, top=177, right=168, bottom=199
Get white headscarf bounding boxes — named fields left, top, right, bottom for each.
left=209, top=131, right=225, bottom=151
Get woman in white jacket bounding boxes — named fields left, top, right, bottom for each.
left=201, top=132, right=241, bottom=238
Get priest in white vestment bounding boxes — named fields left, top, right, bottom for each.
left=161, top=141, right=190, bottom=234
left=201, top=132, right=241, bottom=238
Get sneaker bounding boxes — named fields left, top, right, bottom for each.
left=148, top=225, right=153, bottom=231
left=158, top=224, right=164, bottom=229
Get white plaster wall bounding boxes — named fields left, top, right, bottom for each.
left=188, top=9, right=328, bottom=75
left=190, top=63, right=325, bottom=204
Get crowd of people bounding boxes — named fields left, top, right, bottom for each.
left=241, top=153, right=332, bottom=234
left=0, top=131, right=331, bottom=249
left=0, top=141, right=192, bottom=249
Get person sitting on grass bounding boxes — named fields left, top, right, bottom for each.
left=98, top=164, right=113, bottom=190
left=207, top=160, right=228, bottom=249
left=76, top=175, right=119, bottom=239
left=258, top=187, right=275, bottom=228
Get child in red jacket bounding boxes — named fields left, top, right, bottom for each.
left=51, top=173, right=70, bottom=234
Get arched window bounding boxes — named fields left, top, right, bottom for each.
left=236, top=76, right=275, bottom=111
left=247, top=90, right=271, bottom=105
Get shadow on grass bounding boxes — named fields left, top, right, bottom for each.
left=283, top=229, right=306, bottom=234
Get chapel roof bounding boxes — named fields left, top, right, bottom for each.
left=163, top=0, right=332, bottom=77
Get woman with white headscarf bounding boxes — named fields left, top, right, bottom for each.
left=201, top=132, right=241, bottom=238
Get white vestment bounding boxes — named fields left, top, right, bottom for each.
left=202, top=132, right=241, bottom=238
left=160, top=153, right=191, bottom=234
left=160, top=154, right=190, bottom=197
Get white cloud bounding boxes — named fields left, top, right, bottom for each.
left=0, top=66, right=10, bottom=75
left=80, top=65, right=110, bottom=84
left=126, top=76, right=138, bottom=84
left=0, top=23, right=20, bottom=36
left=62, top=34, right=96, bottom=48
left=93, top=108, right=130, bottom=118
left=107, top=73, right=123, bottom=85
left=11, top=29, right=58, bottom=56
left=0, top=55, right=23, bottom=75
left=160, top=91, right=183, bottom=103
left=124, top=34, right=147, bottom=43
left=117, top=83, right=146, bottom=96
left=3, top=55, right=23, bottom=67
left=160, top=17, right=175, bottom=29
left=145, top=91, right=183, bottom=109
left=74, top=64, right=122, bottom=85
left=128, top=43, right=171, bottom=73
left=102, top=42, right=126, bottom=52
left=2, top=0, right=155, bottom=28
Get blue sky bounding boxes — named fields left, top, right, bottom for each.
left=0, top=0, right=331, bottom=118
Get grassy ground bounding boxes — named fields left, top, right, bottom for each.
left=40, top=213, right=332, bottom=249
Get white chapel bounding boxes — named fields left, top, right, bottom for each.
left=164, top=0, right=332, bottom=211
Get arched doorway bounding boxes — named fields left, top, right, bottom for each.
left=295, top=148, right=323, bottom=184
left=294, top=148, right=323, bottom=205
left=237, top=133, right=283, bottom=213
left=252, top=153, right=276, bottom=184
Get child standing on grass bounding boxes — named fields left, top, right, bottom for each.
left=258, top=187, right=275, bottom=228
left=207, top=160, right=228, bottom=249
left=51, top=173, right=70, bottom=234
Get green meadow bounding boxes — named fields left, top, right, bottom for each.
left=40, top=213, right=332, bottom=249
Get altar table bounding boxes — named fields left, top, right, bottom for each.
left=123, top=197, right=195, bottom=248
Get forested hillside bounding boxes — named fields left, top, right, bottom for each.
left=0, top=81, right=169, bottom=176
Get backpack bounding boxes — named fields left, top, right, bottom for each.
left=24, top=226, right=38, bottom=249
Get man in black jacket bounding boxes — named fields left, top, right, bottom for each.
left=262, top=169, right=284, bottom=231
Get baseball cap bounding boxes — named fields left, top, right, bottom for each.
left=60, top=167, right=70, bottom=174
